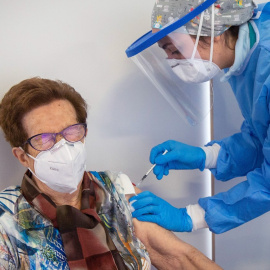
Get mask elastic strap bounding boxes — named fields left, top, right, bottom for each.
left=191, top=10, right=204, bottom=60
left=209, top=4, right=215, bottom=63
left=19, top=147, right=41, bottom=181
left=19, top=146, right=37, bottom=161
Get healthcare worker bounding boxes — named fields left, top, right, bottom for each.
left=126, top=0, right=270, bottom=234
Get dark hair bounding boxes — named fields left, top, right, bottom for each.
left=199, top=25, right=239, bottom=50
left=0, top=77, right=88, bottom=147
left=223, top=26, right=239, bottom=50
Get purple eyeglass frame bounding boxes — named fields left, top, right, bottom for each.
left=22, top=123, right=87, bottom=151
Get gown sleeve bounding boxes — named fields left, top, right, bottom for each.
left=199, top=121, right=270, bottom=233
left=207, top=119, right=264, bottom=181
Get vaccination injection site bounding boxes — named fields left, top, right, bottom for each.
left=0, top=0, right=270, bottom=269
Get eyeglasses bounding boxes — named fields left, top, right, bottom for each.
left=23, top=123, right=87, bottom=151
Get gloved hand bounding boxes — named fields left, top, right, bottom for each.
left=150, top=140, right=206, bottom=180
left=129, top=191, right=193, bottom=232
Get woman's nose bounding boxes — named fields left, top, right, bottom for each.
left=55, top=133, right=65, bottom=143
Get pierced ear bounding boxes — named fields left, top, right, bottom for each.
left=12, top=147, right=30, bottom=168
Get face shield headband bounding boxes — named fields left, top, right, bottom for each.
left=126, top=0, right=218, bottom=58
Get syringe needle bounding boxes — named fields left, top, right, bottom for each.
left=137, top=164, right=156, bottom=187
left=137, top=150, right=168, bottom=187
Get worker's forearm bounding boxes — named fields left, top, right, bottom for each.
left=133, top=219, right=222, bottom=270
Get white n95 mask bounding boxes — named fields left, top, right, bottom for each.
left=167, top=58, right=221, bottom=83
left=27, top=138, right=87, bottom=194
left=166, top=8, right=221, bottom=84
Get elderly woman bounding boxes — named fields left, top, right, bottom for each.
left=0, top=77, right=221, bottom=270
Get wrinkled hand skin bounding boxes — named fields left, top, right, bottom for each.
left=126, top=187, right=222, bottom=270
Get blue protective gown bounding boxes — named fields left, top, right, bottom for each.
left=199, top=3, right=270, bottom=234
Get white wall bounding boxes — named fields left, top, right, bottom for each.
left=0, top=1, right=212, bottom=268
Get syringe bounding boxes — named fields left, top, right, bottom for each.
left=137, top=150, right=168, bottom=187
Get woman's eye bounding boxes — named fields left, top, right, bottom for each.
left=172, top=50, right=180, bottom=55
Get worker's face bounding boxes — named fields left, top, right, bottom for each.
left=156, top=33, right=200, bottom=60
left=153, top=28, right=231, bottom=69
left=12, top=99, right=85, bottom=187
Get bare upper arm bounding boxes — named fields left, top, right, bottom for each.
left=125, top=187, right=222, bottom=270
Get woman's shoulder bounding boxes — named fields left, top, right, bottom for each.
left=91, top=170, right=136, bottom=195
left=0, top=186, right=21, bottom=215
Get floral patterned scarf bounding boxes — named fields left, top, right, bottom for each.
left=21, top=170, right=150, bottom=270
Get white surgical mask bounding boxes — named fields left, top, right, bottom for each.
left=26, top=138, right=87, bottom=194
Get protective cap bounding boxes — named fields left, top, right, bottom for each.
left=152, top=0, right=256, bottom=36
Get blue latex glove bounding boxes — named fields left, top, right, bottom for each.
left=150, top=140, right=206, bottom=180
left=129, top=191, right=193, bottom=232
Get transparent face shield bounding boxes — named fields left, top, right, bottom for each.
left=129, top=5, right=220, bottom=125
